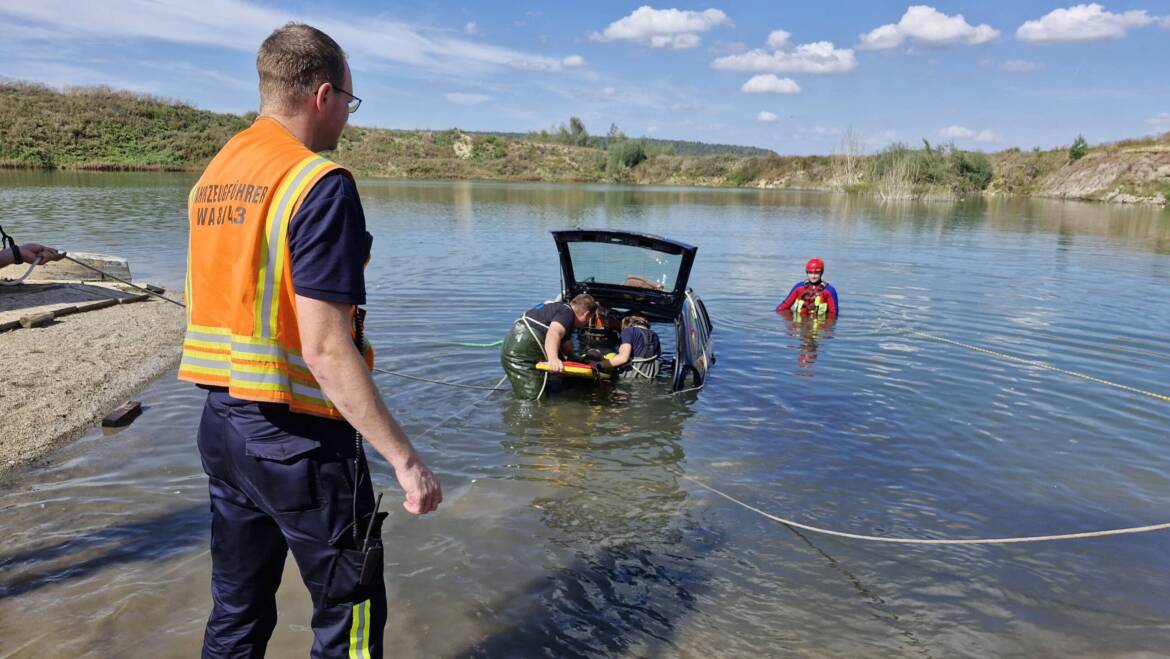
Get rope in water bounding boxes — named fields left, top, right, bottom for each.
left=678, top=472, right=1170, bottom=545
left=910, top=330, right=1170, bottom=404
left=453, top=339, right=503, bottom=348
left=371, top=366, right=509, bottom=391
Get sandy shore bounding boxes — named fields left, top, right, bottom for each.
left=0, top=284, right=184, bottom=477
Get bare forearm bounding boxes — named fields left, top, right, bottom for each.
left=307, top=338, right=418, bottom=470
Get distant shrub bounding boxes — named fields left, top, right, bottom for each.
left=727, top=158, right=762, bottom=186
left=1069, top=134, right=1088, bottom=161
left=949, top=149, right=993, bottom=195
left=606, top=139, right=646, bottom=179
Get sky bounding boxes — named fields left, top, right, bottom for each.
left=1, top=1, right=1168, bottom=154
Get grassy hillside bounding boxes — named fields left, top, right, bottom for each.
left=3, top=81, right=1168, bottom=204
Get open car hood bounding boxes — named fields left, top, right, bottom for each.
left=553, top=229, right=697, bottom=322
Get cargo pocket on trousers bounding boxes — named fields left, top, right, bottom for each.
left=242, top=433, right=322, bottom=513
left=323, top=511, right=389, bottom=608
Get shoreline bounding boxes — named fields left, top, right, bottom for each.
left=0, top=296, right=185, bottom=479
left=3, top=165, right=1167, bottom=208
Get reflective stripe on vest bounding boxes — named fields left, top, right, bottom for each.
left=179, top=118, right=372, bottom=419
left=791, top=284, right=829, bottom=317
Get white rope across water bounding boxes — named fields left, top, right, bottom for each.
left=678, top=472, right=1170, bottom=545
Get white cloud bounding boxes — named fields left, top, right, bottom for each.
left=712, top=40, right=856, bottom=74
left=757, top=110, right=779, bottom=123
left=741, top=74, right=800, bottom=94
left=464, top=21, right=479, bottom=36
left=562, top=54, right=587, bottom=68
left=859, top=5, right=999, bottom=50
left=1148, top=112, right=1170, bottom=127
left=445, top=92, right=492, bottom=105
left=1001, top=59, right=1040, bottom=72
left=0, top=0, right=573, bottom=76
left=589, top=6, right=732, bottom=49
left=938, top=125, right=999, bottom=142
left=765, top=29, right=790, bottom=50
left=1016, top=4, right=1157, bottom=43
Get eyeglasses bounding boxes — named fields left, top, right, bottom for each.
left=333, top=85, right=362, bottom=113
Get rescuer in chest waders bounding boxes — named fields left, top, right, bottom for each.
left=776, top=258, right=840, bottom=319
left=179, top=23, right=441, bottom=659
left=501, top=293, right=595, bottom=400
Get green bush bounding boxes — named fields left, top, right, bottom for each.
left=949, top=149, right=993, bottom=194
left=727, top=158, right=762, bottom=186
left=1069, top=134, right=1088, bottom=161
left=606, top=139, right=646, bottom=179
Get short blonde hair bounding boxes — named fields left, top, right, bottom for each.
left=257, top=23, right=347, bottom=113
left=570, top=293, right=597, bottom=312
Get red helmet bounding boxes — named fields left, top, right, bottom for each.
left=805, top=258, right=825, bottom=273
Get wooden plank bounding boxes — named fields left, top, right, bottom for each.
left=19, top=311, right=54, bottom=328
left=118, top=293, right=150, bottom=304
left=76, top=299, right=119, bottom=313
left=102, top=400, right=142, bottom=428
left=52, top=305, right=80, bottom=318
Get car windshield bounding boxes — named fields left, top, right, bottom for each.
left=568, top=241, right=682, bottom=291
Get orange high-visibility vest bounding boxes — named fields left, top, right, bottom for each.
left=178, top=116, right=373, bottom=419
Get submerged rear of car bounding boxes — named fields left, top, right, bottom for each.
left=552, top=229, right=714, bottom=392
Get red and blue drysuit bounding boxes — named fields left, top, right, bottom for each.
left=776, top=280, right=839, bottom=317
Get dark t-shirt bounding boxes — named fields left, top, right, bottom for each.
left=524, top=303, right=575, bottom=338
left=287, top=171, right=371, bottom=305
left=620, top=326, right=660, bottom=360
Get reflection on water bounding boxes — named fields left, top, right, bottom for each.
left=2, top=173, right=1170, bottom=657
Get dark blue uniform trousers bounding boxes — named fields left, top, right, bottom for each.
left=197, top=389, right=387, bottom=658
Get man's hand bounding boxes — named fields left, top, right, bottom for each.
left=19, top=243, right=64, bottom=264
left=546, top=356, right=564, bottom=373
left=394, top=454, right=442, bottom=515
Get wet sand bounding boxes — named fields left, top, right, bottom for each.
left=0, top=283, right=184, bottom=476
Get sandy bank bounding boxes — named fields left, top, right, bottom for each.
left=0, top=285, right=184, bottom=477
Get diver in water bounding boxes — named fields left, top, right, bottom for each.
left=596, top=314, right=661, bottom=379
left=501, top=293, right=596, bottom=399
left=776, top=258, right=839, bottom=318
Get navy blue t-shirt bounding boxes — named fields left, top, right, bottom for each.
left=287, top=171, right=371, bottom=305
left=524, top=303, right=575, bottom=338
left=620, top=326, right=659, bottom=360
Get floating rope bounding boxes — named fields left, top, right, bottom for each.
left=910, top=330, right=1170, bottom=404
left=452, top=339, right=503, bottom=348
left=371, top=366, right=509, bottom=391
left=678, top=472, right=1170, bottom=545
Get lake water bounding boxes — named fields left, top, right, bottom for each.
left=2, top=171, right=1170, bottom=657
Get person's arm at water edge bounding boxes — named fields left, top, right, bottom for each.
left=0, top=243, right=64, bottom=268
left=544, top=321, right=567, bottom=373
left=296, top=294, right=441, bottom=515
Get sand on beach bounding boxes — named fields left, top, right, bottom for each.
left=0, top=281, right=185, bottom=476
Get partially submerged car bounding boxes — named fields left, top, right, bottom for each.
left=552, top=229, right=714, bottom=391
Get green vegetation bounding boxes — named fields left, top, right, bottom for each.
left=0, top=81, right=247, bottom=170
left=1069, top=134, right=1089, bottom=161
left=868, top=141, right=995, bottom=199
left=3, top=81, right=1167, bottom=204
